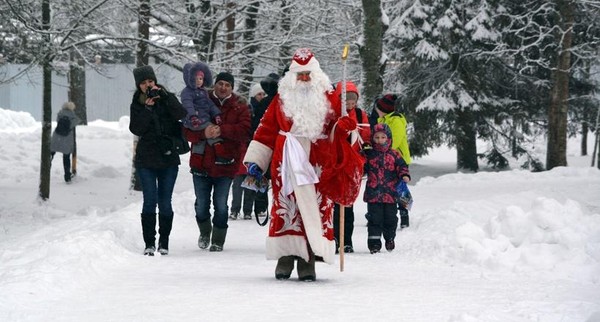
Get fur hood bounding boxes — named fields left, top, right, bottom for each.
left=183, top=62, right=213, bottom=89
left=372, top=123, right=392, bottom=151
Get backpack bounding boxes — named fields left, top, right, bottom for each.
left=55, top=116, right=71, bottom=136
left=354, top=108, right=363, bottom=123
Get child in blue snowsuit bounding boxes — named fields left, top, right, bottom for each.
left=181, top=62, right=233, bottom=165
left=363, top=123, right=411, bottom=254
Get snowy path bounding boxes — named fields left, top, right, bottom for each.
left=5, top=214, right=595, bottom=322
left=1, top=119, right=599, bottom=321
left=3, top=168, right=599, bottom=322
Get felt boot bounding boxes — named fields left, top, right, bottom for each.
left=275, top=256, right=295, bottom=280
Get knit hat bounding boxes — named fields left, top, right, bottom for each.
left=376, top=94, right=398, bottom=113
left=215, top=72, right=235, bottom=89
left=249, top=83, right=265, bottom=98
left=196, top=70, right=204, bottom=78
left=260, top=73, right=281, bottom=97
left=63, top=101, right=76, bottom=111
left=133, top=65, right=157, bottom=88
left=289, top=48, right=322, bottom=74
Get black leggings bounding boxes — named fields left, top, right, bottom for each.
left=51, top=152, right=71, bottom=181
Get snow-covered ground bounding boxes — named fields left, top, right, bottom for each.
left=1, top=107, right=599, bottom=322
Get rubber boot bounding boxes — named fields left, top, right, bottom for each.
left=275, top=256, right=295, bottom=280
left=209, top=227, right=227, bottom=252
left=141, top=213, right=156, bottom=255
left=158, top=214, right=173, bottom=255
left=297, top=253, right=316, bottom=281
left=196, top=218, right=212, bottom=249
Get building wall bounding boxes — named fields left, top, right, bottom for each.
left=0, top=64, right=185, bottom=121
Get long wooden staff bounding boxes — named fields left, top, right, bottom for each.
left=339, top=43, right=349, bottom=272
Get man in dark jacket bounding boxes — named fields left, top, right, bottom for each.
left=184, top=72, right=251, bottom=252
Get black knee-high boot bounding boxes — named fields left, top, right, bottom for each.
left=158, top=214, right=173, bottom=254
left=141, top=213, right=157, bottom=249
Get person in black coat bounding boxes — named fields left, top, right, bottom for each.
left=245, top=72, right=282, bottom=218
left=129, top=65, right=187, bottom=256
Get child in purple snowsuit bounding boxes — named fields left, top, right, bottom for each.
left=363, top=123, right=411, bottom=254
left=181, top=62, right=233, bottom=165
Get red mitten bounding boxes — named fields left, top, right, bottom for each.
left=336, top=116, right=357, bottom=134
left=214, top=115, right=222, bottom=125
left=190, top=116, right=201, bottom=128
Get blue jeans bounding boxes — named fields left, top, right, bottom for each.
left=137, top=166, right=179, bottom=215
left=192, top=175, right=233, bottom=229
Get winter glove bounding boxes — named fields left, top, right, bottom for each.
left=190, top=116, right=201, bottom=128
left=242, top=163, right=268, bottom=193
left=246, top=162, right=263, bottom=181
left=335, top=116, right=357, bottom=135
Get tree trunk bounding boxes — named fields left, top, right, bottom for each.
left=241, top=1, right=259, bottom=90
left=546, top=0, right=574, bottom=170
left=137, top=0, right=150, bottom=66
left=69, top=51, right=87, bottom=125
left=185, top=0, right=212, bottom=62
left=279, top=0, right=292, bottom=67
left=39, top=0, right=52, bottom=200
left=131, top=0, right=151, bottom=191
left=360, top=0, right=386, bottom=108
left=581, top=121, right=588, bottom=156
left=455, top=108, right=479, bottom=172
left=592, top=101, right=600, bottom=168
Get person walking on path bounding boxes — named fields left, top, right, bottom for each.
left=184, top=72, right=251, bottom=252
left=50, top=101, right=81, bottom=183
left=363, top=123, right=411, bottom=254
left=129, top=65, right=187, bottom=256
left=243, top=48, right=362, bottom=281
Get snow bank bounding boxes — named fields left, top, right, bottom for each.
left=0, top=107, right=37, bottom=130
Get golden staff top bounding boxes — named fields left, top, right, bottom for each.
left=340, top=44, right=350, bottom=117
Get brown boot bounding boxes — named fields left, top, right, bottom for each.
left=275, top=256, right=295, bottom=280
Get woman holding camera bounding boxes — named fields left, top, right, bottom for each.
left=129, top=65, right=187, bottom=256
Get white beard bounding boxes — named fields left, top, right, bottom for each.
left=278, top=70, right=333, bottom=141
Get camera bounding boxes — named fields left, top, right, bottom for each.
left=146, top=87, right=163, bottom=98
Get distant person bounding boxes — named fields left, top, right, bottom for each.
left=331, top=80, right=371, bottom=254
left=129, top=65, right=187, bottom=256
left=50, top=101, right=81, bottom=183
left=184, top=71, right=251, bottom=252
left=181, top=62, right=233, bottom=165
left=363, top=123, right=410, bottom=254
left=230, top=83, right=266, bottom=220
left=245, top=72, right=284, bottom=221
left=373, top=94, right=412, bottom=228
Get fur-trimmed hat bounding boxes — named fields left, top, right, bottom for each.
left=215, top=72, right=235, bottom=89
left=249, top=83, right=265, bottom=98
left=376, top=94, right=398, bottom=113
left=133, top=65, right=157, bottom=88
left=289, top=48, right=322, bottom=74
